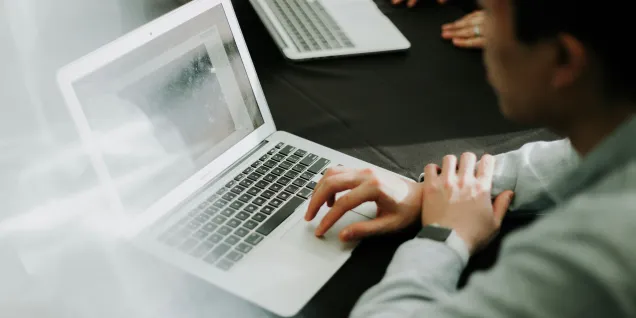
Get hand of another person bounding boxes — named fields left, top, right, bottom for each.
left=391, top=0, right=449, bottom=10
left=441, top=10, right=486, bottom=49
left=421, top=153, right=514, bottom=253
left=304, top=167, right=423, bottom=242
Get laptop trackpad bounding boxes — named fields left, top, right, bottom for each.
left=281, top=205, right=369, bottom=260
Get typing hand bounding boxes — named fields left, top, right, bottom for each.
left=391, top=0, right=448, bottom=10
left=422, top=153, right=514, bottom=254
left=304, top=167, right=422, bottom=242
left=441, top=10, right=486, bottom=49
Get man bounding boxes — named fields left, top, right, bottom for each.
left=305, top=0, right=636, bottom=316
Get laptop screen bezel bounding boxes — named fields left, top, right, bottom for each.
left=56, top=0, right=276, bottom=236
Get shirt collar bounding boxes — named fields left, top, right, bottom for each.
left=550, top=115, right=636, bottom=202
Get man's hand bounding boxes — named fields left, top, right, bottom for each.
left=441, top=10, right=486, bottom=49
left=305, top=167, right=423, bottom=242
left=422, top=153, right=514, bottom=253
left=391, top=0, right=448, bottom=9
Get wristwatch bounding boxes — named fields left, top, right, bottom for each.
left=416, top=224, right=470, bottom=265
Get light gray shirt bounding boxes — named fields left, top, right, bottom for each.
left=351, top=116, right=636, bottom=318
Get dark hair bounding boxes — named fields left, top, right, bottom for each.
left=512, top=1, right=634, bottom=103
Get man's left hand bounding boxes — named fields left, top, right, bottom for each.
left=442, top=10, right=486, bottom=49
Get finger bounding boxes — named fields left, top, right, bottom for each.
left=406, top=0, right=417, bottom=8
left=442, top=25, right=477, bottom=39
left=339, top=215, right=403, bottom=242
left=458, top=152, right=477, bottom=180
left=476, top=154, right=496, bottom=182
left=305, top=172, right=364, bottom=221
left=424, top=164, right=440, bottom=183
left=311, top=166, right=349, bottom=204
left=452, top=37, right=486, bottom=49
left=437, top=0, right=448, bottom=4
left=315, top=182, right=378, bottom=236
left=392, top=0, right=404, bottom=5
left=443, top=16, right=473, bottom=30
left=492, top=190, right=514, bottom=225
left=441, top=155, right=458, bottom=179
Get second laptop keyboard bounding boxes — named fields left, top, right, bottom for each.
left=157, top=142, right=331, bottom=271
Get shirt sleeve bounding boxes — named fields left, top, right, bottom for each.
left=350, top=197, right=636, bottom=318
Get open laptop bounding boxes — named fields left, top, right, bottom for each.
left=250, top=0, right=411, bottom=60
left=57, top=0, right=403, bottom=315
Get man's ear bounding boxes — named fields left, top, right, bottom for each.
left=552, top=33, right=587, bottom=89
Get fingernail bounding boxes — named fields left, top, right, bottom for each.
left=341, top=229, right=351, bottom=241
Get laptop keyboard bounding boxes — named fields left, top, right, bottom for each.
left=157, top=142, right=331, bottom=271
left=264, top=0, right=354, bottom=52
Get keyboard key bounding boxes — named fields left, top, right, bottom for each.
left=300, top=154, right=319, bottom=166
left=259, top=155, right=268, bottom=161
left=230, top=201, right=246, bottom=210
left=179, top=238, right=199, bottom=252
left=222, top=193, right=237, bottom=201
left=202, top=222, right=218, bottom=232
left=306, top=181, right=318, bottom=190
left=269, top=183, right=283, bottom=192
left=308, top=158, right=330, bottom=174
left=293, top=178, right=307, bottom=188
left=269, top=198, right=284, bottom=208
left=225, top=235, right=240, bottom=245
left=255, top=180, right=270, bottom=189
left=297, top=188, right=312, bottom=199
left=234, top=174, right=246, bottom=181
left=264, top=174, right=277, bottom=182
left=176, top=227, right=193, bottom=239
left=216, top=259, right=234, bottom=271
left=204, top=244, right=231, bottom=264
left=286, top=156, right=300, bottom=164
left=257, top=196, right=305, bottom=236
left=256, top=166, right=270, bottom=175
left=253, top=197, right=267, bottom=206
left=193, top=230, right=209, bottom=240
left=264, top=160, right=277, bottom=168
left=279, top=145, right=295, bottom=155
left=267, top=148, right=276, bottom=155
left=272, top=154, right=285, bottom=161
left=236, top=211, right=250, bottom=220
left=251, top=161, right=262, bottom=168
left=207, top=233, right=223, bottom=244
left=285, top=185, right=300, bottom=193
left=244, top=220, right=258, bottom=230
left=275, top=142, right=284, bottom=149
left=187, top=220, right=202, bottom=230
left=206, top=194, right=220, bottom=203
left=217, top=226, right=232, bottom=236
left=227, top=218, right=241, bottom=228
left=221, top=208, right=237, bottom=217
left=203, top=206, right=219, bottom=216
left=321, top=169, right=327, bottom=175
left=277, top=192, right=291, bottom=201
left=294, top=149, right=307, bottom=157
left=244, top=204, right=258, bottom=213
left=236, top=243, right=253, bottom=254
left=279, top=161, right=292, bottom=170
left=261, top=190, right=276, bottom=199
left=213, top=199, right=229, bottom=209
left=277, top=177, right=292, bottom=186
left=216, top=187, right=228, bottom=195
left=225, top=180, right=236, bottom=188
left=245, top=233, right=264, bottom=246
left=239, top=179, right=255, bottom=188
left=243, top=167, right=254, bottom=175
left=190, top=241, right=215, bottom=258
left=284, top=171, right=299, bottom=179
left=226, top=251, right=244, bottom=262
left=195, top=214, right=210, bottom=223
left=292, top=164, right=306, bottom=172
left=234, top=227, right=250, bottom=238
left=301, top=172, right=315, bottom=180
left=247, top=187, right=261, bottom=196
left=271, top=167, right=285, bottom=176
left=247, top=172, right=262, bottom=181
left=251, top=213, right=267, bottom=223
left=261, top=205, right=275, bottom=215
left=238, top=194, right=253, bottom=203
left=230, top=185, right=246, bottom=194
left=212, top=215, right=227, bottom=225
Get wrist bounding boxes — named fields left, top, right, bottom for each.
left=416, top=224, right=470, bottom=265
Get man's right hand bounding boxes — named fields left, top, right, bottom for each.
left=304, top=167, right=423, bottom=242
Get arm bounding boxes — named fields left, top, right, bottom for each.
left=351, top=198, right=635, bottom=318
left=491, top=139, right=579, bottom=211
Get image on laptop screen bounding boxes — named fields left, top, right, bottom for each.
left=72, top=5, right=264, bottom=214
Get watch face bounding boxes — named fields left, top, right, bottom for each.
left=417, top=226, right=453, bottom=242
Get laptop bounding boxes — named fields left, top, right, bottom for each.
left=57, top=0, right=403, bottom=315
left=249, top=0, right=411, bottom=60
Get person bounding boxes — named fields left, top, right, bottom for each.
left=305, top=0, right=636, bottom=317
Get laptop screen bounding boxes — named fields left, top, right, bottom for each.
left=72, top=4, right=264, bottom=213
